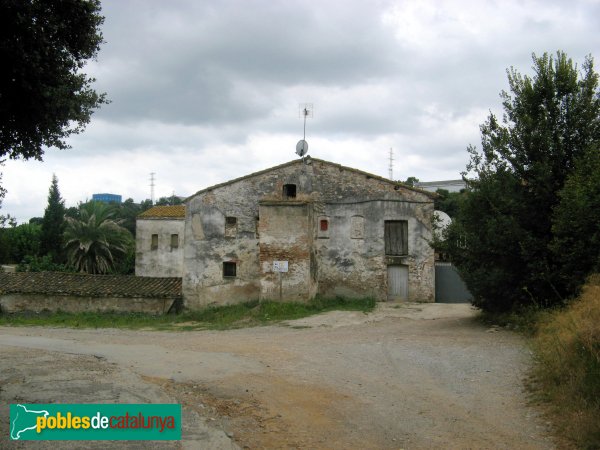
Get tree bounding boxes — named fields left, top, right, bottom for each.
left=40, top=174, right=66, bottom=261
left=155, top=195, right=184, bottom=206
left=434, top=189, right=466, bottom=218
left=404, top=176, right=419, bottom=187
left=4, top=223, right=42, bottom=263
left=551, top=144, right=600, bottom=293
left=63, top=201, right=133, bottom=274
left=446, top=52, right=600, bottom=313
left=0, top=0, right=107, bottom=160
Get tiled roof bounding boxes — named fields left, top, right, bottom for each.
left=138, top=205, right=185, bottom=219
left=0, top=272, right=182, bottom=299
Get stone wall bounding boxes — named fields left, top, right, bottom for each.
left=0, top=294, right=177, bottom=314
left=136, top=218, right=185, bottom=277
left=258, top=201, right=317, bottom=302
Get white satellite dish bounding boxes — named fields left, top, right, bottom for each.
left=296, top=139, right=308, bottom=157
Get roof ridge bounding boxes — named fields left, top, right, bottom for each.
left=186, top=157, right=436, bottom=199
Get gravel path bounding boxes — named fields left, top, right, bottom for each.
left=0, top=303, right=554, bottom=449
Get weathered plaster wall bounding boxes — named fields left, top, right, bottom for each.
left=183, top=159, right=434, bottom=308
left=136, top=218, right=185, bottom=277
left=0, top=294, right=176, bottom=314
left=258, top=201, right=317, bottom=302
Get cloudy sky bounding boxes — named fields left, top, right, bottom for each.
left=3, top=0, right=599, bottom=222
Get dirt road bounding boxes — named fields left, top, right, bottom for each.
left=1, top=303, right=554, bottom=449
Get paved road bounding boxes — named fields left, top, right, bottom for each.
left=1, top=303, right=554, bottom=449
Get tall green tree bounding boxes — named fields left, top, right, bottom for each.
left=0, top=0, right=107, bottom=160
left=551, top=144, right=600, bottom=293
left=63, top=201, right=133, bottom=274
left=446, top=52, right=600, bottom=312
left=40, top=174, right=66, bottom=261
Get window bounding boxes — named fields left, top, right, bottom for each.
left=151, top=234, right=158, bottom=250
left=225, top=217, right=237, bottom=238
left=384, top=220, right=408, bottom=255
left=283, top=184, right=297, bottom=198
left=317, top=216, right=330, bottom=238
left=170, top=234, right=179, bottom=250
left=223, top=261, right=236, bottom=278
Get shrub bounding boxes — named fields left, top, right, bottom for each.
left=530, top=274, right=600, bottom=448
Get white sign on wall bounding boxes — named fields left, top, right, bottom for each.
left=273, top=261, right=289, bottom=273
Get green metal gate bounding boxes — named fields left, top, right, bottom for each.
left=435, top=262, right=472, bottom=303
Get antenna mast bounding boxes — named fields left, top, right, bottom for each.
left=296, top=103, right=313, bottom=158
left=150, top=172, right=155, bottom=205
left=388, top=148, right=394, bottom=180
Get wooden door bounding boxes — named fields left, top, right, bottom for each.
left=387, top=265, right=408, bottom=301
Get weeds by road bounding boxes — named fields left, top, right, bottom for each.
left=0, top=296, right=375, bottom=331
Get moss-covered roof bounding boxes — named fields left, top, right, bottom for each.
left=138, top=205, right=185, bottom=219
left=0, top=272, right=182, bottom=299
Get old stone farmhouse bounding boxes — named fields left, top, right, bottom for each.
left=136, top=157, right=436, bottom=309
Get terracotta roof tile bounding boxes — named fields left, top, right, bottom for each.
left=138, top=205, right=185, bottom=219
left=0, top=272, right=182, bottom=299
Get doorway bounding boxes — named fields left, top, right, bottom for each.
left=387, top=264, right=408, bottom=301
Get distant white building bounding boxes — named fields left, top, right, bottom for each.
left=416, top=179, right=465, bottom=193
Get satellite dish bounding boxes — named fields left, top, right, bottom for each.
left=296, top=139, right=308, bottom=157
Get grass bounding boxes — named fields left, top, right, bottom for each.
left=528, top=274, right=600, bottom=449
left=0, top=296, right=376, bottom=331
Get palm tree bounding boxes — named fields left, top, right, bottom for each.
left=63, top=202, right=133, bottom=274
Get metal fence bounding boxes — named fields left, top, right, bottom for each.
left=435, top=262, right=473, bottom=303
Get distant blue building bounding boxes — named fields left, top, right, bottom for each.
left=92, top=193, right=122, bottom=204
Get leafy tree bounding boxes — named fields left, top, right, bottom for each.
left=63, top=201, right=133, bottom=274
left=155, top=195, right=184, bottom=206
left=551, top=145, right=600, bottom=293
left=6, top=223, right=42, bottom=263
left=434, top=189, right=466, bottom=218
left=0, top=0, right=107, bottom=160
left=446, top=52, right=600, bottom=313
left=40, top=174, right=66, bottom=261
left=404, top=176, right=419, bottom=187
left=116, top=198, right=141, bottom=236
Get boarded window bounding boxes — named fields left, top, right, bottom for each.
left=283, top=184, right=297, bottom=198
left=170, top=234, right=179, bottom=250
left=151, top=234, right=158, bottom=250
left=223, top=261, right=236, bottom=278
left=225, top=217, right=237, bottom=238
left=384, top=220, right=408, bottom=255
left=320, top=219, right=328, bottom=231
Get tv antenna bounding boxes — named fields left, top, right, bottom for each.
left=296, top=103, right=313, bottom=157
left=149, top=172, right=155, bottom=204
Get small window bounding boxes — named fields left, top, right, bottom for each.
left=170, top=234, right=179, bottom=250
left=223, top=261, right=237, bottom=278
left=151, top=234, right=158, bottom=250
left=320, top=219, right=328, bottom=231
left=225, top=216, right=237, bottom=238
left=283, top=184, right=297, bottom=198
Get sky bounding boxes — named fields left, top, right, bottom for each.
left=2, top=0, right=599, bottom=223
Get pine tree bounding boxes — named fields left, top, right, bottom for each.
left=40, top=174, right=66, bottom=262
